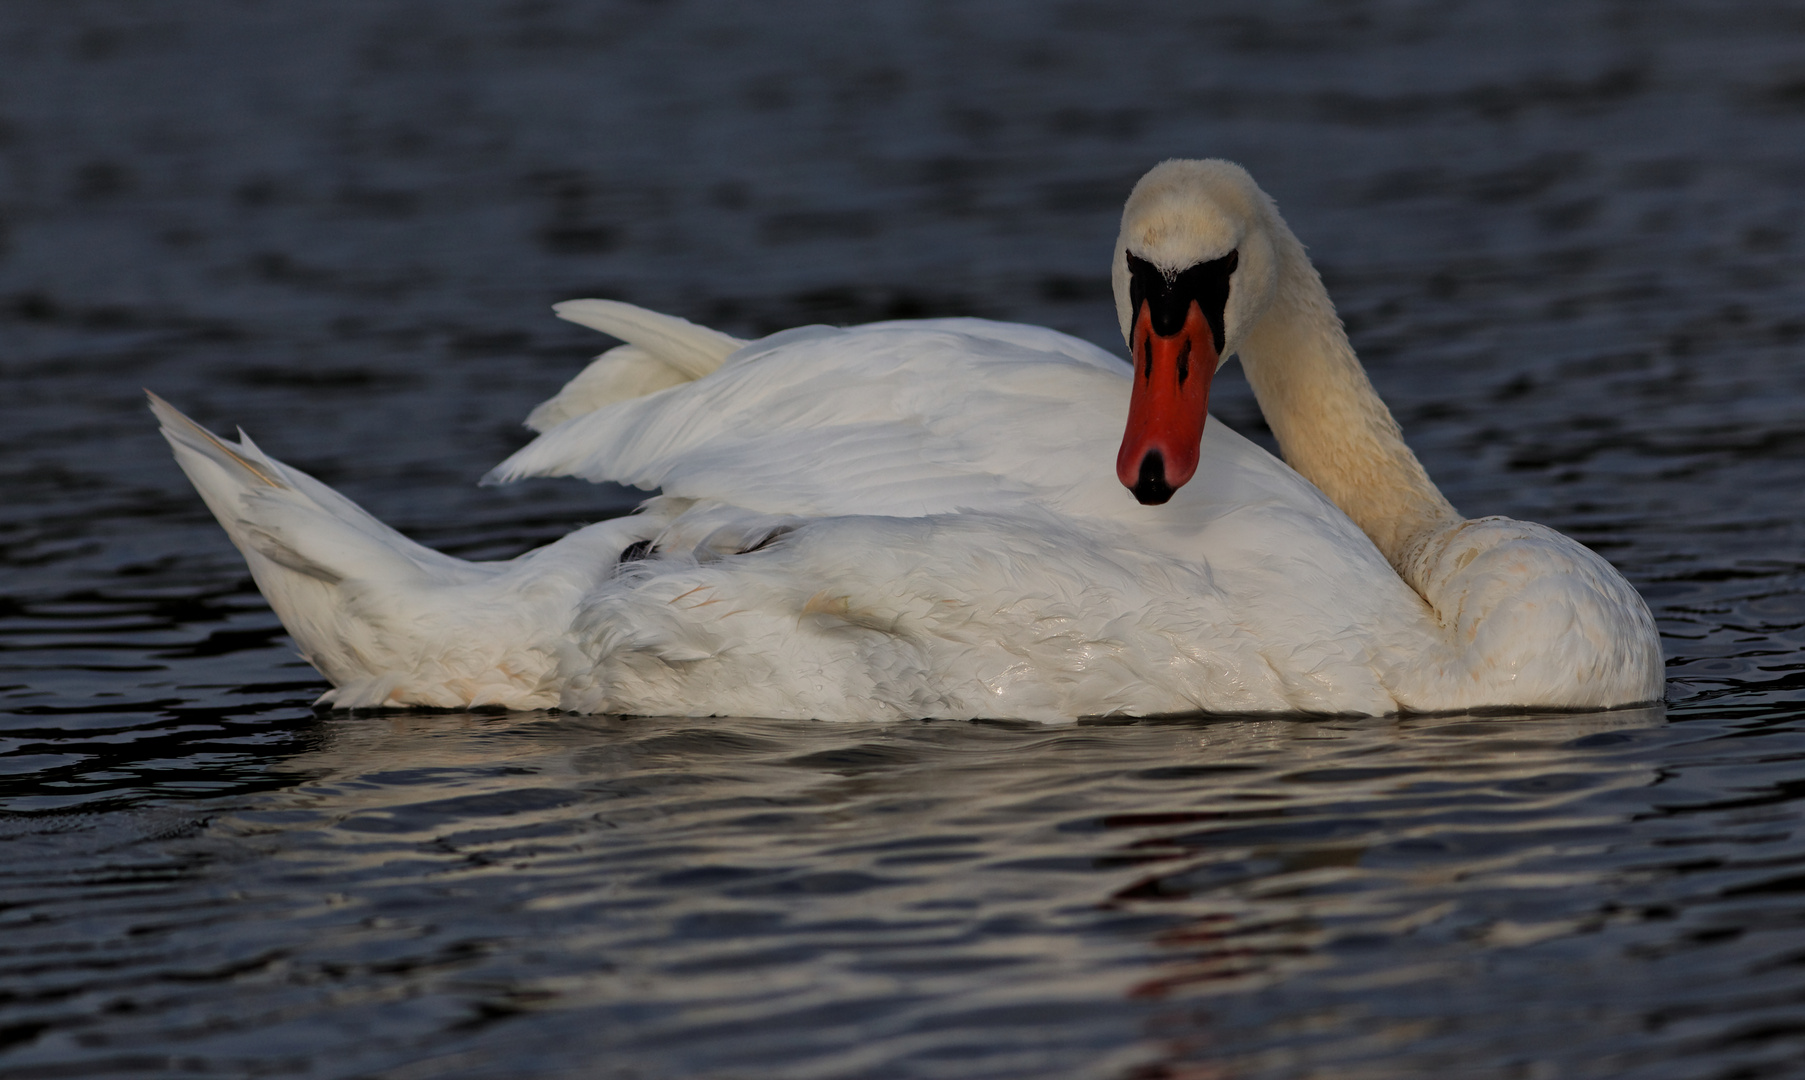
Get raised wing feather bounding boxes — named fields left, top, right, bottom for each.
left=552, top=299, right=745, bottom=380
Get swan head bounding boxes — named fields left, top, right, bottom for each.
left=1111, top=159, right=1281, bottom=504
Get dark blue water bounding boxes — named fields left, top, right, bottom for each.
left=3, top=2, right=1805, bottom=1076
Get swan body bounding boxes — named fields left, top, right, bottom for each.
left=153, top=160, right=1662, bottom=721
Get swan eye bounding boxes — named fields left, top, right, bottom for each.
left=1126, top=249, right=1238, bottom=352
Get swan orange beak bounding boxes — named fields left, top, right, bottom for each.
left=1117, top=298, right=1219, bottom=504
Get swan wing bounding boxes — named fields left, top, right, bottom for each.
left=490, top=318, right=1205, bottom=520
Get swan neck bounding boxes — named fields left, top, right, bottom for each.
left=1237, top=230, right=1459, bottom=589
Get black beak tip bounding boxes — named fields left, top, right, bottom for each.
left=1131, top=451, right=1175, bottom=506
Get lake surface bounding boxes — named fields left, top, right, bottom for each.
left=3, top=1, right=1805, bottom=1076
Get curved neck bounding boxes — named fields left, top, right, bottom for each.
left=1236, top=228, right=1460, bottom=592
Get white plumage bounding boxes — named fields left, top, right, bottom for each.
left=153, top=160, right=1662, bottom=721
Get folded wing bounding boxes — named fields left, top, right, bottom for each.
left=492, top=317, right=1141, bottom=519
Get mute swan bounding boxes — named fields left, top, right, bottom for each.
left=152, top=159, right=1662, bottom=721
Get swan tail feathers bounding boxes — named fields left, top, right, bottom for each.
left=524, top=300, right=747, bottom=433
left=150, top=392, right=543, bottom=705
left=149, top=391, right=460, bottom=585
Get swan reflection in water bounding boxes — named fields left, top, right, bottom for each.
left=1108, top=706, right=1670, bottom=1079
left=188, top=705, right=1676, bottom=1075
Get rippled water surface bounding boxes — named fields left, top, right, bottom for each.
left=4, top=2, right=1805, bottom=1076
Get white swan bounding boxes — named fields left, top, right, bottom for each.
left=151, top=159, right=1662, bottom=721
